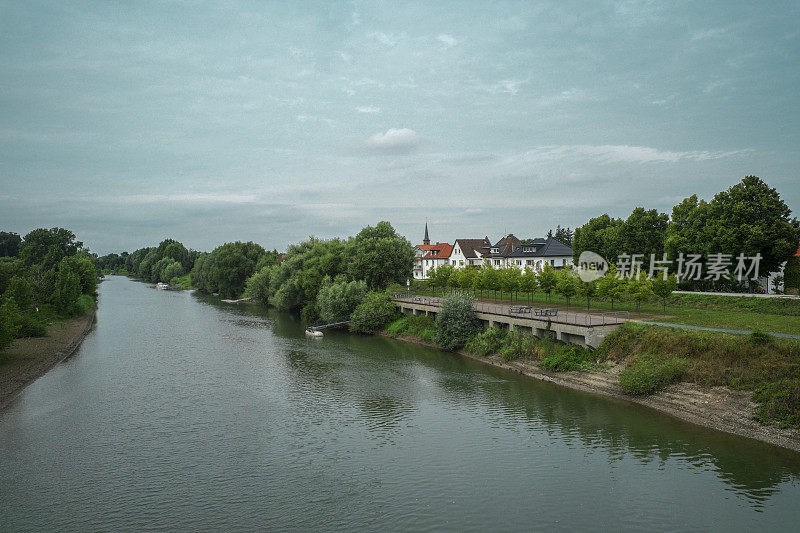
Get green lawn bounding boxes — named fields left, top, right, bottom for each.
left=412, top=283, right=800, bottom=335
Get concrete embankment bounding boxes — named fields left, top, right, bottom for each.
left=384, top=333, right=800, bottom=454
left=0, top=309, right=96, bottom=409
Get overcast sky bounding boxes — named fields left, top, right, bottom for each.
left=1, top=1, right=798, bottom=254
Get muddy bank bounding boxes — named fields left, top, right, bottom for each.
left=0, top=309, right=96, bottom=409
left=388, top=334, right=800, bottom=453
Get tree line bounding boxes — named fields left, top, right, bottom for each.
left=571, top=176, right=800, bottom=290
left=0, top=228, right=99, bottom=350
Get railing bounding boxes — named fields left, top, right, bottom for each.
left=392, top=293, right=629, bottom=328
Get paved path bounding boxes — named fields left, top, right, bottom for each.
left=637, top=321, right=800, bottom=339
left=674, top=291, right=799, bottom=300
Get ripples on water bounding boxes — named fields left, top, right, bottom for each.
left=1, top=277, right=799, bottom=532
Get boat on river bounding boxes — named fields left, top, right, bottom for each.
left=305, top=328, right=323, bottom=338
left=155, top=282, right=170, bottom=290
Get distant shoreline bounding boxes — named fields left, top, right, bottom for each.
left=0, top=309, right=96, bottom=410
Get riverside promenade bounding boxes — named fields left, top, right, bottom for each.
left=391, top=293, right=626, bottom=348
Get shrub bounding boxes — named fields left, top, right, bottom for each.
left=75, top=294, right=95, bottom=315
left=349, top=291, right=398, bottom=334
left=17, top=314, right=46, bottom=337
left=498, top=331, right=544, bottom=361
left=0, top=298, right=22, bottom=349
left=433, top=291, right=480, bottom=350
left=465, top=327, right=508, bottom=356
left=753, top=378, right=800, bottom=428
left=749, top=330, right=773, bottom=346
left=386, top=314, right=436, bottom=338
left=539, top=346, right=595, bottom=371
left=316, top=276, right=367, bottom=321
left=619, top=354, right=691, bottom=395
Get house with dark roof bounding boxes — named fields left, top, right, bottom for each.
left=506, top=237, right=574, bottom=271
left=449, top=237, right=492, bottom=268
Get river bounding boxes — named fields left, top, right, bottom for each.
left=1, top=276, right=799, bottom=531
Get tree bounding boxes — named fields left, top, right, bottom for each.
left=548, top=225, right=573, bottom=246
left=4, top=276, right=32, bottom=311
left=349, top=291, right=397, bottom=334
left=245, top=265, right=273, bottom=305
left=703, top=176, right=800, bottom=276
left=0, top=297, right=22, bottom=349
left=597, top=266, right=626, bottom=311
left=0, top=232, right=21, bottom=258
left=519, top=266, right=538, bottom=303
left=577, top=276, right=598, bottom=311
left=434, top=291, right=480, bottom=350
left=651, top=274, right=678, bottom=314
left=500, top=266, right=521, bottom=302
left=162, top=261, right=184, bottom=283
left=628, top=273, right=654, bottom=312
left=460, top=268, right=477, bottom=296
left=664, top=194, right=711, bottom=262
left=616, top=207, right=669, bottom=261
left=555, top=269, right=578, bottom=308
left=206, top=241, right=266, bottom=298
left=19, top=228, right=83, bottom=268
left=482, top=263, right=501, bottom=300
left=346, top=221, right=415, bottom=290
left=161, top=240, right=192, bottom=271
left=316, top=276, right=368, bottom=321
left=538, top=264, right=558, bottom=303
left=572, top=214, right=623, bottom=264
left=52, top=259, right=81, bottom=315
left=473, top=266, right=487, bottom=298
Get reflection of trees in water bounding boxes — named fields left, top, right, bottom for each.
left=215, top=298, right=800, bottom=505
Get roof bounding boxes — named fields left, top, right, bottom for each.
left=507, top=237, right=573, bottom=258
left=454, top=238, right=491, bottom=258
left=421, top=242, right=453, bottom=260
left=489, top=234, right=522, bottom=257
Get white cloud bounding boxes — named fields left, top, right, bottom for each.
left=366, top=128, right=421, bottom=151
left=505, top=144, right=748, bottom=165
left=437, top=34, right=457, bottom=47
left=356, top=106, right=380, bottom=113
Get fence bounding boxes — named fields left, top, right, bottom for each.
left=392, top=293, right=628, bottom=327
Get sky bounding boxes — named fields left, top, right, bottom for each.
left=1, top=1, right=798, bottom=254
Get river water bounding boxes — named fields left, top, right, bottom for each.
left=1, top=276, right=799, bottom=531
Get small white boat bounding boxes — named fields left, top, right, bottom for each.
left=305, top=328, right=323, bottom=338
left=156, top=282, right=170, bottom=290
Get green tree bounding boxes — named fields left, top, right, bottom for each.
left=349, top=291, right=397, bottom=334
left=20, top=228, right=83, bottom=268
left=703, top=176, right=800, bottom=276
left=572, top=214, right=623, bottom=264
left=597, top=266, right=626, bottom=311
left=519, top=266, right=538, bottom=303
left=664, top=194, right=711, bottom=262
left=434, top=291, right=480, bottom=350
left=244, top=265, right=273, bottom=305
left=52, top=259, right=81, bottom=315
left=316, top=276, right=368, bottom=321
left=207, top=241, right=266, bottom=298
left=538, top=264, right=558, bottom=303
left=629, top=273, right=654, bottom=312
left=0, top=297, right=22, bottom=349
left=616, top=207, right=669, bottom=260
left=651, top=274, right=678, bottom=314
left=500, top=266, right=521, bottom=302
left=4, top=276, right=33, bottom=311
left=0, top=232, right=21, bottom=258
left=162, top=261, right=184, bottom=283
left=577, top=276, right=598, bottom=311
left=555, top=269, right=578, bottom=308
left=346, top=221, right=414, bottom=290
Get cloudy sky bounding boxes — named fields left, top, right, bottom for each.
left=1, top=1, right=798, bottom=254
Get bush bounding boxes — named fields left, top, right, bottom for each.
left=539, top=346, right=594, bottom=371
left=749, top=330, right=773, bottom=346
left=17, top=314, right=46, bottom=337
left=386, top=314, right=437, bottom=339
left=316, top=276, right=367, bottom=321
left=619, top=354, right=691, bottom=395
left=0, top=298, right=22, bottom=349
left=465, top=327, right=508, bottom=356
left=349, top=291, right=398, bottom=334
left=75, top=294, right=95, bottom=315
left=498, top=331, right=544, bottom=361
left=753, top=378, right=800, bottom=428
left=433, top=291, right=480, bottom=350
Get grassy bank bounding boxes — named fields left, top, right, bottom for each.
left=603, top=323, right=800, bottom=428
left=383, top=309, right=800, bottom=430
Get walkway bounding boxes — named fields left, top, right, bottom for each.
left=637, top=321, right=800, bottom=340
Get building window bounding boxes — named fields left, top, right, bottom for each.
left=460, top=260, right=464, bottom=266
left=527, top=260, right=533, bottom=266
left=516, top=260, right=521, bottom=266
left=494, top=260, right=500, bottom=266
left=551, top=259, right=555, bottom=266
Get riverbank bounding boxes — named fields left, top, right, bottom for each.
left=385, top=331, right=800, bottom=453
left=0, top=309, right=96, bottom=409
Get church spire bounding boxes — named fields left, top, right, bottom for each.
left=423, top=222, right=430, bottom=245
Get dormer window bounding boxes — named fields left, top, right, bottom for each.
left=491, top=247, right=499, bottom=254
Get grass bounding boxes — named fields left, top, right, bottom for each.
left=601, top=323, right=800, bottom=428
left=463, top=327, right=600, bottom=369
left=386, top=314, right=437, bottom=342
left=413, top=283, right=800, bottom=335
left=170, top=273, right=194, bottom=289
